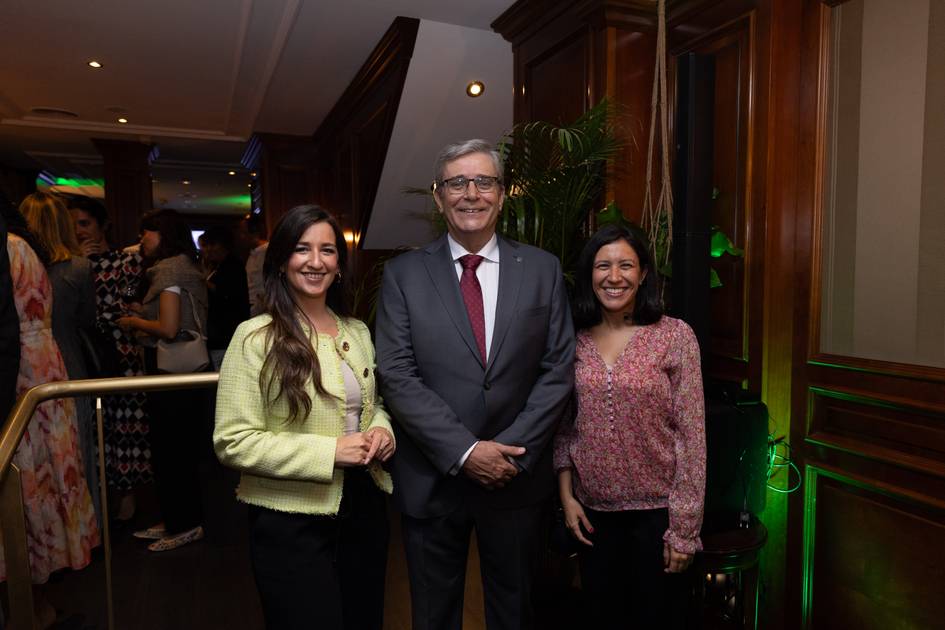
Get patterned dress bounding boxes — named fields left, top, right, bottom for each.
left=1, top=234, right=99, bottom=583
left=89, top=250, right=152, bottom=489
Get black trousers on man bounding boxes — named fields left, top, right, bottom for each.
left=402, top=501, right=543, bottom=630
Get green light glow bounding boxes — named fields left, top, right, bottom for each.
left=710, top=228, right=744, bottom=258
left=200, top=194, right=251, bottom=208
left=52, top=177, right=105, bottom=187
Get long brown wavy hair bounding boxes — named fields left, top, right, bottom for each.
left=254, top=205, right=351, bottom=423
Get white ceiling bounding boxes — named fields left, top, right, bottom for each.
left=0, top=0, right=514, bottom=214
left=365, top=20, right=513, bottom=249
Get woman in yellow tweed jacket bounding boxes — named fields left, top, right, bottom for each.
left=214, top=205, right=394, bottom=630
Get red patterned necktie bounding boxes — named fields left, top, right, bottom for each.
left=458, top=254, right=487, bottom=364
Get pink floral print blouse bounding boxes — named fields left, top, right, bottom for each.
left=553, top=315, right=706, bottom=554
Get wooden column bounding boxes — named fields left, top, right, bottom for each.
left=241, top=133, right=318, bottom=237
left=92, top=139, right=155, bottom=248
left=0, top=166, right=38, bottom=207
left=493, top=0, right=656, bottom=225
left=308, top=17, right=419, bottom=321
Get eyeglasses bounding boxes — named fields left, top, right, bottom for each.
left=436, top=175, right=500, bottom=195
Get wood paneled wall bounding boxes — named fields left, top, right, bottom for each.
left=496, top=0, right=945, bottom=628
left=494, top=0, right=762, bottom=387
left=0, top=166, right=37, bottom=208
left=668, top=2, right=763, bottom=389
left=493, top=0, right=656, bottom=225
left=786, top=1, right=945, bottom=627
left=309, top=16, right=418, bottom=287
left=92, top=139, right=155, bottom=248
left=241, top=132, right=319, bottom=239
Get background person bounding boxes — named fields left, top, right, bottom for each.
left=66, top=195, right=150, bottom=522
left=376, top=139, right=575, bottom=630
left=0, top=200, right=98, bottom=627
left=238, top=212, right=268, bottom=317
left=21, top=191, right=101, bottom=527
left=117, top=208, right=209, bottom=552
left=215, top=205, right=394, bottom=630
left=0, top=196, right=19, bottom=427
left=554, top=224, right=706, bottom=629
left=197, top=226, right=249, bottom=369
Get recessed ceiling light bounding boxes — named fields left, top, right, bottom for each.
left=228, top=170, right=236, bottom=176
left=466, top=81, right=485, bottom=97
left=247, top=184, right=252, bottom=188
left=117, top=117, right=128, bottom=124
left=88, top=60, right=103, bottom=69
left=182, top=179, right=191, bottom=185
left=250, top=171, right=257, bottom=178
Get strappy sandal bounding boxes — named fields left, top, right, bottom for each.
left=147, top=526, right=204, bottom=552
left=132, top=524, right=167, bottom=540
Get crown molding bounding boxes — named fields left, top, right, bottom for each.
left=492, top=0, right=661, bottom=43
left=1, top=117, right=246, bottom=143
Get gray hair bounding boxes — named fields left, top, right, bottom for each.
left=433, top=139, right=504, bottom=186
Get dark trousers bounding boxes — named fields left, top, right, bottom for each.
left=578, top=507, right=689, bottom=629
left=249, top=469, right=389, bottom=630
left=402, top=501, right=543, bottom=630
left=144, top=351, right=209, bottom=534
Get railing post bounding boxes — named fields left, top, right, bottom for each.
left=95, top=397, right=115, bottom=630
left=0, top=464, right=38, bottom=630
left=0, top=373, right=218, bottom=629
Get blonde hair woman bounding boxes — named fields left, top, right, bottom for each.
left=2, top=196, right=98, bottom=628
left=21, top=191, right=101, bottom=526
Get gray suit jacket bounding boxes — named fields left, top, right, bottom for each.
left=376, top=234, right=575, bottom=518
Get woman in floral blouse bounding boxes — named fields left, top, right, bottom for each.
left=553, top=224, right=705, bottom=629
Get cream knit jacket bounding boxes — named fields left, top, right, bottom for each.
left=214, top=313, right=393, bottom=514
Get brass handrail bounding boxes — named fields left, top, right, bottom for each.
left=0, top=373, right=218, bottom=630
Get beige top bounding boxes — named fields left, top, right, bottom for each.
left=340, top=359, right=361, bottom=434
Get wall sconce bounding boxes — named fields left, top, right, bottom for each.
left=466, top=81, right=485, bottom=97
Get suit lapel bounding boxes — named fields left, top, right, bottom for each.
left=422, top=235, right=486, bottom=369
left=488, top=237, right=523, bottom=373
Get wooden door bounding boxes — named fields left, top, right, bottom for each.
left=783, top=1, right=945, bottom=627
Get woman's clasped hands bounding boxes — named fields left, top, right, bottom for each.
left=334, top=427, right=395, bottom=467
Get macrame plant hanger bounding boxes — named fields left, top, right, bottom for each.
left=641, top=0, right=673, bottom=278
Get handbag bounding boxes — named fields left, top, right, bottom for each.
left=156, top=288, right=209, bottom=373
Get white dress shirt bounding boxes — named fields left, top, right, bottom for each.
left=447, top=233, right=500, bottom=472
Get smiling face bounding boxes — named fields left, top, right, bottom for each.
left=284, top=221, right=339, bottom=306
left=434, top=152, right=504, bottom=253
left=592, top=238, right=648, bottom=316
left=71, top=208, right=106, bottom=246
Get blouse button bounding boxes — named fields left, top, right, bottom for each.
left=363, top=368, right=369, bottom=378
left=342, top=341, right=350, bottom=352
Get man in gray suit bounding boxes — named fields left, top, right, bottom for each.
left=376, top=139, right=575, bottom=630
